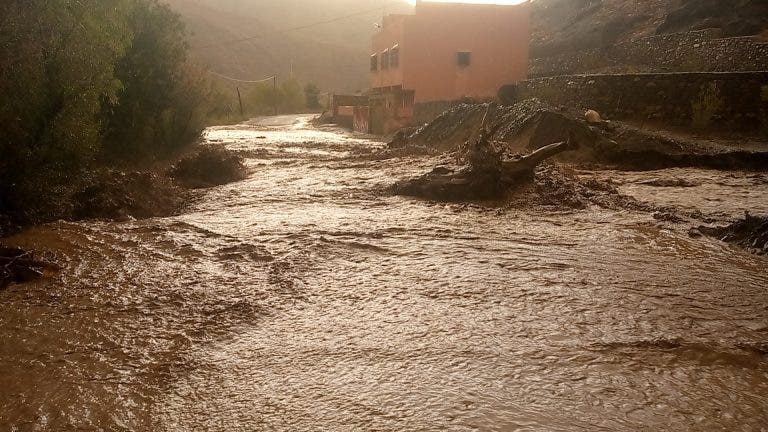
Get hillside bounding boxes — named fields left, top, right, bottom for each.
left=165, top=0, right=768, bottom=94
left=164, top=0, right=412, bottom=93
left=531, top=0, right=768, bottom=58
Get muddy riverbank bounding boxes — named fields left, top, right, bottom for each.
left=1, top=115, right=766, bottom=431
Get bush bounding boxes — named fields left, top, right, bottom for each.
left=101, top=0, right=212, bottom=161
left=305, top=83, right=321, bottom=110
left=170, top=147, right=246, bottom=188
left=691, top=81, right=723, bottom=129
left=0, top=0, right=130, bottom=223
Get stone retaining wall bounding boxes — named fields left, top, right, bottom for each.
left=531, top=30, right=768, bottom=77
left=499, top=72, right=768, bottom=132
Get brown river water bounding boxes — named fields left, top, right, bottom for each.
left=1, top=115, right=767, bottom=431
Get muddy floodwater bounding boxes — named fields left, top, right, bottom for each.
left=1, top=115, right=767, bottom=431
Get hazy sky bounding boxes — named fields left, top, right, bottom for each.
left=405, top=0, right=527, bottom=4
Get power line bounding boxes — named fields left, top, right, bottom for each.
left=194, top=2, right=402, bottom=49
left=208, top=70, right=276, bottom=84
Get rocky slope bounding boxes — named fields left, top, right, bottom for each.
left=530, top=0, right=768, bottom=58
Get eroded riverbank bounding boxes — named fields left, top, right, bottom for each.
left=1, top=116, right=767, bottom=431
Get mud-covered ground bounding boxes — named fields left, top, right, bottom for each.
left=1, top=115, right=766, bottom=431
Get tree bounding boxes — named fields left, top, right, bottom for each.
left=0, top=0, right=221, bottom=224
left=102, top=0, right=209, bottom=160
left=246, top=82, right=281, bottom=115
left=304, top=83, right=321, bottom=110
left=280, top=79, right=305, bottom=113
left=0, top=0, right=130, bottom=220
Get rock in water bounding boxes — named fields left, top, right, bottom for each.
left=585, top=110, right=603, bottom=124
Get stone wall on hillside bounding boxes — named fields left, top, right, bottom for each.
left=499, top=72, right=768, bottom=133
left=530, top=30, right=768, bottom=77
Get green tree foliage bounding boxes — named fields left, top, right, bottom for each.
left=0, top=0, right=224, bottom=224
left=0, top=0, right=130, bottom=221
left=304, top=83, right=321, bottom=110
left=246, top=82, right=280, bottom=115
left=245, top=79, right=308, bottom=115
left=280, top=79, right=305, bottom=113
left=102, top=0, right=212, bottom=160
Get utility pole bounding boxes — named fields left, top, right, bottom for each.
left=236, top=87, right=244, bottom=117
left=273, top=75, right=278, bottom=116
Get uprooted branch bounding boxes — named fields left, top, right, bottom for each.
left=393, top=103, right=579, bottom=201
left=1, top=246, right=58, bottom=289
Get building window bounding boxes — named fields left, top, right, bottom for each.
left=457, top=51, right=471, bottom=67
left=370, top=54, right=378, bottom=71
left=381, top=49, right=390, bottom=69
left=390, top=45, right=400, bottom=68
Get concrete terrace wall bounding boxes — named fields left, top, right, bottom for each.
left=500, top=72, right=768, bottom=132
left=531, top=30, right=768, bottom=77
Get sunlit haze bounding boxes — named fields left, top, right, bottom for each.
left=405, top=0, right=527, bottom=4
left=3, top=0, right=768, bottom=430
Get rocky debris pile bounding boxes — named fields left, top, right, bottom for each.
left=529, top=165, right=650, bottom=210
left=311, top=111, right=333, bottom=125
left=697, top=213, right=768, bottom=254
left=170, top=146, right=247, bottom=189
left=407, top=103, right=490, bottom=149
left=0, top=245, right=59, bottom=289
left=407, top=99, right=587, bottom=150
left=74, top=169, right=186, bottom=220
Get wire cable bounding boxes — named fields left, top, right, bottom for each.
left=208, top=70, right=276, bottom=83
left=194, top=1, right=402, bottom=49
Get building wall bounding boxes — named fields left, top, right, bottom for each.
left=371, top=1, right=530, bottom=103
left=371, top=15, right=408, bottom=90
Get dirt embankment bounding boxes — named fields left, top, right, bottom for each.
left=1, top=146, right=247, bottom=238
left=1, top=145, right=247, bottom=286
left=404, top=99, right=768, bottom=172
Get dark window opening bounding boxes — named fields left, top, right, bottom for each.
left=390, top=45, right=400, bottom=68
left=370, top=54, right=378, bottom=71
left=457, top=51, right=471, bottom=67
left=381, top=49, right=390, bottom=69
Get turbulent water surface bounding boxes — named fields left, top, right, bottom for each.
left=1, top=115, right=767, bottom=431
